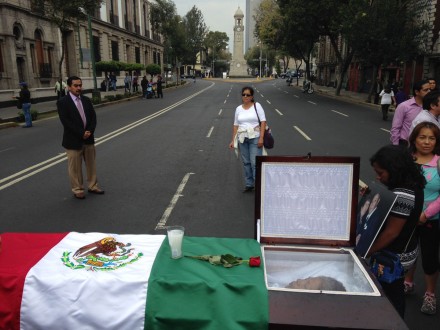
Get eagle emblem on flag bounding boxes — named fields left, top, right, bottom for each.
left=61, top=236, right=143, bottom=271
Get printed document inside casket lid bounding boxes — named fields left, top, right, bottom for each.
left=260, top=162, right=354, bottom=241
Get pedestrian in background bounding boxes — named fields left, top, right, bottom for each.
left=379, top=85, right=396, bottom=121
left=390, top=79, right=430, bottom=146
left=395, top=87, right=408, bottom=106
left=57, top=76, right=105, bottom=200
left=156, top=76, right=163, bottom=98
left=404, top=122, right=440, bottom=315
left=229, top=86, right=266, bottom=192
left=409, top=91, right=440, bottom=136
left=124, top=73, right=131, bottom=93
left=367, top=145, right=425, bottom=318
left=54, top=79, right=67, bottom=100
left=428, top=78, right=439, bottom=92
left=16, top=82, right=32, bottom=128
left=132, top=75, right=139, bottom=92
left=141, top=76, right=148, bottom=98
left=110, top=72, right=117, bottom=91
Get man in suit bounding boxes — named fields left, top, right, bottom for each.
left=57, top=76, right=105, bottom=199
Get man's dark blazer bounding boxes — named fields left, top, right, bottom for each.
left=57, top=93, right=97, bottom=150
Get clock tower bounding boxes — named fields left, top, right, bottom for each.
left=229, top=7, right=248, bottom=77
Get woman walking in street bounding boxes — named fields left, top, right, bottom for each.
left=379, top=85, right=396, bottom=121
left=229, top=86, right=266, bottom=192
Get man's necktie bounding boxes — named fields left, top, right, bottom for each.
left=75, top=97, right=87, bottom=128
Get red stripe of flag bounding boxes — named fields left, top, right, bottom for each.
left=0, top=233, right=68, bottom=330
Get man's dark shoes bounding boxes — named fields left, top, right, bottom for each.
left=88, top=188, right=105, bottom=195
left=74, top=192, right=85, bottom=199
left=243, top=186, right=254, bottom=193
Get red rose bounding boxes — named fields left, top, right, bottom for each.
left=249, top=256, right=261, bottom=267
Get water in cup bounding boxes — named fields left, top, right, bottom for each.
left=167, top=226, right=184, bottom=259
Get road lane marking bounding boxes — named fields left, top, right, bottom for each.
left=266, top=100, right=271, bottom=104
left=155, top=172, right=194, bottom=230
left=0, top=147, right=15, bottom=154
left=308, top=101, right=317, bottom=105
left=294, top=95, right=299, bottom=98
left=381, top=128, right=390, bottom=133
left=275, top=109, right=283, bottom=116
left=218, top=109, right=223, bottom=116
left=224, top=100, right=227, bottom=104
left=260, top=94, right=264, bottom=98
left=331, top=110, right=348, bottom=117
left=0, top=84, right=215, bottom=191
left=207, top=126, right=214, bottom=138
left=294, top=126, right=312, bottom=141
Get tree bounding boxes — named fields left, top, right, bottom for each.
left=183, top=6, right=208, bottom=69
left=204, top=31, right=229, bottom=75
left=33, top=0, right=103, bottom=83
left=150, top=1, right=187, bottom=75
left=145, top=64, right=162, bottom=76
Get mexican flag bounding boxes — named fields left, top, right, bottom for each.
left=0, top=233, right=268, bottom=330
left=0, top=232, right=165, bottom=330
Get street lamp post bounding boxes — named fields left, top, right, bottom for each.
left=259, top=43, right=262, bottom=79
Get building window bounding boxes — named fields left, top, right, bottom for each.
left=30, top=44, right=37, bottom=73
left=0, top=42, right=4, bottom=73
left=93, top=36, right=101, bottom=62
left=135, top=47, right=140, bottom=63
left=111, top=40, right=119, bottom=61
left=35, top=30, right=44, bottom=75
left=153, top=51, right=156, bottom=64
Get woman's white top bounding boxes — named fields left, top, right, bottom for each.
left=234, top=102, right=266, bottom=142
left=379, top=90, right=394, bottom=105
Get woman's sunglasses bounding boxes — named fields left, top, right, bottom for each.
left=242, top=93, right=252, bottom=97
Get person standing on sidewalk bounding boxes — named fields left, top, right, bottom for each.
left=16, top=82, right=32, bottom=128
left=390, top=80, right=430, bottom=146
left=57, top=76, right=105, bottom=200
left=379, top=85, right=396, bottom=121
left=54, top=79, right=67, bottom=100
left=124, top=73, right=131, bottom=93
left=156, top=76, right=163, bottom=98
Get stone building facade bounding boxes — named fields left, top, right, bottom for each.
left=0, top=0, right=163, bottom=102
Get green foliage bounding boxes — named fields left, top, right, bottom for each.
left=96, top=60, right=123, bottom=73
left=124, top=63, right=144, bottom=73
left=183, top=6, right=208, bottom=66
left=145, top=64, right=161, bottom=75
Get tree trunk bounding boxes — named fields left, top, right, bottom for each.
left=58, top=30, right=66, bottom=83
left=367, top=65, right=379, bottom=103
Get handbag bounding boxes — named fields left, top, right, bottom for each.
left=254, top=103, right=274, bottom=149
left=370, top=250, right=404, bottom=283
left=369, top=226, right=416, bottom=283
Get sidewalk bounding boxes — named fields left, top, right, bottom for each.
left=0, top=90, right=142, bottom=129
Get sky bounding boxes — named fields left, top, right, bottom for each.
left=174, top=0, right=246, bottom=51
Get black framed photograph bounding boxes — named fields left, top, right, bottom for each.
left=355, top=181, right=398, bottom=258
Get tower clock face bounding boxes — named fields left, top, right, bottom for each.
left=236, top=27, right=241, bottom=32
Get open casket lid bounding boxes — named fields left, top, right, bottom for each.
left=255, top=155, right=360, bottom=247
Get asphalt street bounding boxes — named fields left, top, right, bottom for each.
left=0, top=78, right=438, bottom=329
